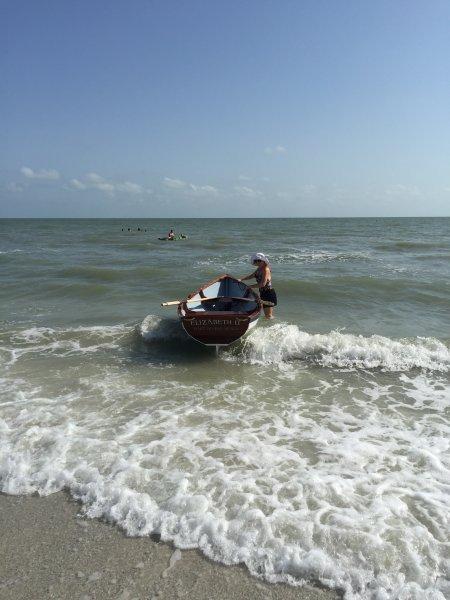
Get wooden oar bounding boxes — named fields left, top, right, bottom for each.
left=162, top=296, right=250, bottom=307
left=161, top=297, right=273, bottom=307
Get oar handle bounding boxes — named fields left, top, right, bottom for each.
left=161, top=300, right=181, bottom=307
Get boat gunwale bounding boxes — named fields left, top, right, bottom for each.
left=180, top=273, right=261, bottom=318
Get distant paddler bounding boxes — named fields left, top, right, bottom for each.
left=168, top=228, right=175, bottom=240
left=239, top=252, right=277, bottom=319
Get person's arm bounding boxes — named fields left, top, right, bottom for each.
left=244, top=268, right=269, bottom=289
left=239, top=271, right=261, bottom=289
left=239, top=270, right=257, bottom=282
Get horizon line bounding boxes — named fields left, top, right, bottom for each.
left=0, top=215, right=449, bottom=220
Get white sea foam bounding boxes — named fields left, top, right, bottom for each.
left=234, top=323, right=450, bottom=372
left=271, top=250, right=369, bottom=264
left=1, top=364, right=449, bottom=599
left=194, top=250, right=368, bottom=269
left=12, top=324, right=130, bottom=343
left=0, top=318, right=184, bottom=370
left=1, top=319, right=449, bottom=598
left=0, top=324, right=130, bottom=367
left=139, top=315, right=185, bottom=342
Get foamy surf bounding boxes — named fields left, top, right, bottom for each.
left=233, top=323, right=450, bottom=372
left=1, top=347, right=449, bottom=599
left=0, top=324, right=131, bottom=368
left=139, top=314, right=187, bottom=342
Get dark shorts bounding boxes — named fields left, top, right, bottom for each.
left=260, top=287, right=277, bottom=306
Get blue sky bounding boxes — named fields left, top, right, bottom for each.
left=1, top=0, right=449, bottom=217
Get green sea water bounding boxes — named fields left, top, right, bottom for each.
left=1, top=218, right=449, bottom=598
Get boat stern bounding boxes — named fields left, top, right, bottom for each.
left=181, top=313, right=252, bottom=346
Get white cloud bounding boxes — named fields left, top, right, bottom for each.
left=69, top=178, right=87, bottom=190
left=264, top=145, right=287, bottom=155
left=385, top=184, right=421, bottom=197
left=69, top=173, right=149, bottom=196
left=163, top=177, right=187, bottom=189
left=163, top=177, right=219, bottom=198
left=21, top=166, right=60, bottom=180
left=238, top=174, right=252, bottom=181
left=234, top=185, right=263, bottom=198
left=117, top=181, right=145, bottom=194
left=274, top=186, right=316, bottom=201
left=6, top=182, right=24, bottom=192
left=80, top=173, right=115, bottom=194
left=189, top=183, right=219, bottom=196
left=86, top=172, right=105, bottom=184
left=95, top=181, right=115, bottom=195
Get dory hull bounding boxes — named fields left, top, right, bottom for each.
left=178, top=274, right=261, bottom=347
left=181, top=313, right=258, bottom=346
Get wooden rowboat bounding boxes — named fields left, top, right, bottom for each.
left=177, top=274, right=261, bottom=347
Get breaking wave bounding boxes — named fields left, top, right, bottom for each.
left=2, top=319, right=449, bottom=375
left=1, top=316, right=449, bottom=599
left=233, top=323, right=450, bottom=372
left=138, top=314, right=187, bottom=343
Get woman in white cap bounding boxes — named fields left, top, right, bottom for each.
left=239, top=252, right=277, bottom=318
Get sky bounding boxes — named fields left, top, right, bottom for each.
left=1, top=0, right=449, bottom=217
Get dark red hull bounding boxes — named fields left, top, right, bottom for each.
left=181, top=313, right=255, bottom=346
left=178, top=274, right=261, bottom=346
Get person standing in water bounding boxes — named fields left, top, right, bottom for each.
left=240, top=252, right=277, bottom=318
left=168, top=228, right=175, bottom=240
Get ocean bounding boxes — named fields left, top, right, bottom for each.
left=0, top=217, right=449, bottom=599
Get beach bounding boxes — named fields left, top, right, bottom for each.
left=0, top=493, right=337, bottom=600
left=1, top=218, right=449, bottom=599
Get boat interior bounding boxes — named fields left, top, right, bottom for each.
left=186, top=277, right=259, bottom=313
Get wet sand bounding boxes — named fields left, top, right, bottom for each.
left=0, top=492, right=340, bottom=600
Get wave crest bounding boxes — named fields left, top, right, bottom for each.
left=138, top=315, right=186, bottom=343
left=236, top=324, right=450, bottom=372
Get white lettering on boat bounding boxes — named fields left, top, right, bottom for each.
left=185, top=318, right=248, bottom=327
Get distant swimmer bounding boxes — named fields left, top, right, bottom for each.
left=239, top=252, right=277, bottom=319
left=168, top=228, right=175, bottom=240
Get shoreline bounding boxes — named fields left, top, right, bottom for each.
left=0, top=492, right=340, bottom=600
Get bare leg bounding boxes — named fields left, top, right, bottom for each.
left=263, top=306, right=274, bottom=319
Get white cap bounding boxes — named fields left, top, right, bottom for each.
left=250, top=252, right=270, bottom=265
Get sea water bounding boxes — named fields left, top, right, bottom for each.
left=0, top=218, right=449, bottom=599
